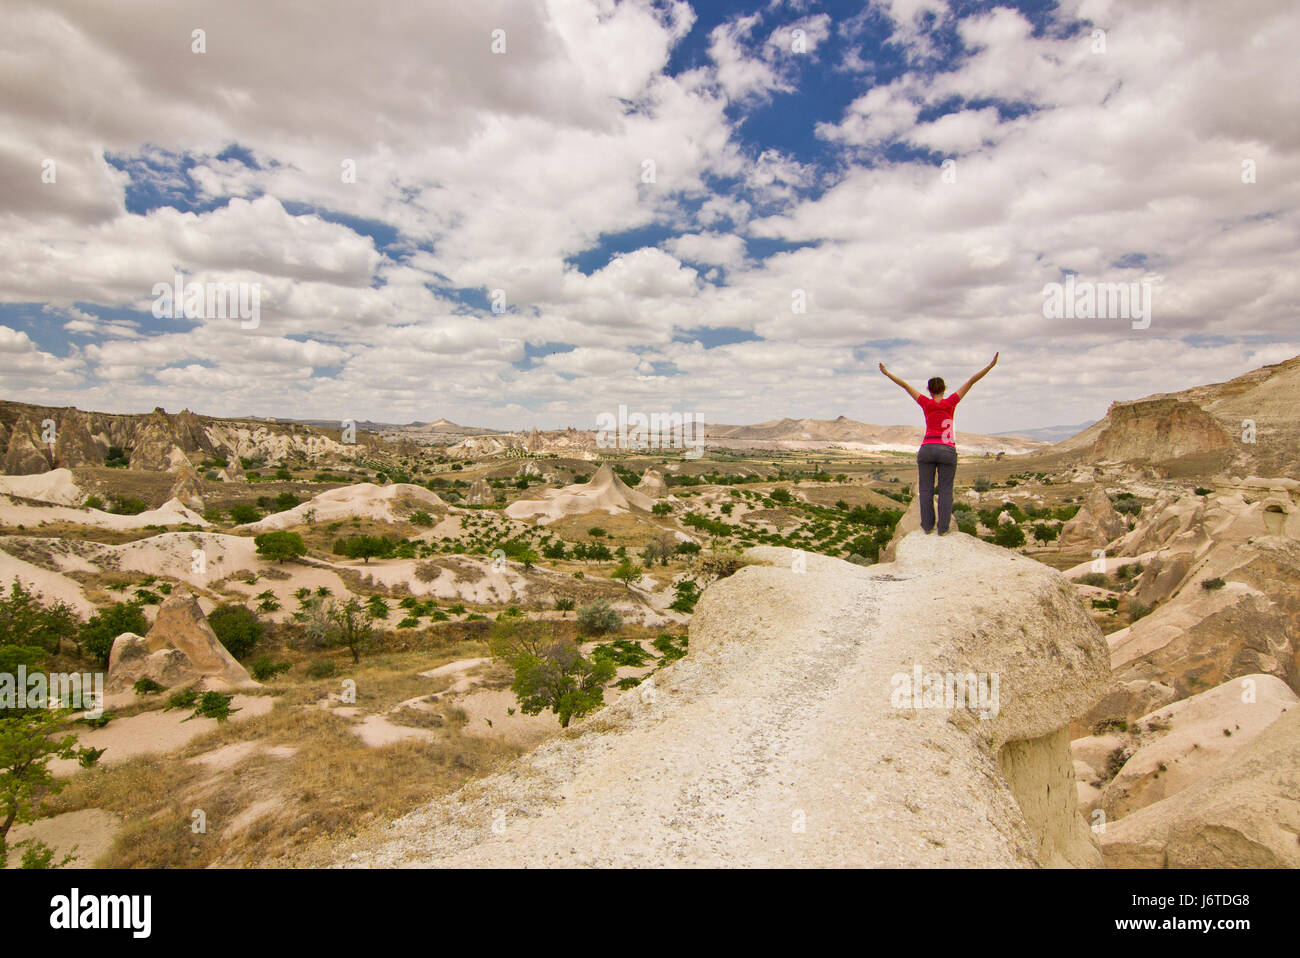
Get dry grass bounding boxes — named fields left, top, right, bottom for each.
left=45, top=645, right=523, bottom=867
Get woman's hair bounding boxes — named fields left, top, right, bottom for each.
left=927, top=377, right=945, bottom=395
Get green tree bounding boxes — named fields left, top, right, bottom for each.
left=333, top=534, right=391, bottom=563
left=330, top=598, right=374, bottom=663
left=78, top=602, right=148, bottom=666
left=206, top=605, right=265, bottom=660
left=0, top=580, right=80, bottom=656
left=489, top=620, right=614, bottom=728
left=611, top=557, right=643, bottom=590
left=228, top=503, right=261, bottom=524
left=1032, top=523, right=1059, bottom=546
left=994, top=523, right=1026, bottom=548
left=0, top=709, right=92, bottom=867
left=254, top=531, right=307, bottom=563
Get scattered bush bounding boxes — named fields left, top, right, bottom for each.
left=78, top=602, right=148, bottom=665
left=1201, top=577, right=1226, bottom=591
left=249, top=655, right=291, bottom=681
left=206, top=605, right=265, bottom=659
left=305, top=660, right=336, bottom=680
left=576, top=599, right=621, bottom=636
left=254, top=531, right=307, bottom=563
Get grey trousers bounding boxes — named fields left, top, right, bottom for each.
left=917, top=443, right=958, bottom=533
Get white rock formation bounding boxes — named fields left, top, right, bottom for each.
left=335, top=530, right=1110, bottom=867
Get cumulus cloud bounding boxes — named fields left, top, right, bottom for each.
left=0, top=0, right=1294, bottom=430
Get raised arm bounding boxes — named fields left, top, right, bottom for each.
left=879, top=362, right=921, bottom=402
left=956, top=352, right=998, bottom=399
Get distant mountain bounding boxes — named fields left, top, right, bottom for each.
left=994, top=421, right=1097, bottom=444
left=702, top=416, right=1047, bottom=455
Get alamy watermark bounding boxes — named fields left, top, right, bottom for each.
left=890, top=662, right=1000, bottom=719
left=1042, top=274, right=1153, bottom=329
left=0, top=668, right=104, bottom=719
left=152, top=272, right=260, bottom=329
left=595, top=404, right=705, bottom=459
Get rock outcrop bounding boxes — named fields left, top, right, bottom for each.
left=1099, top=705, right=1300, bottom=867
left=1074, top=674, right=1296, bottom=821
left=167, top=466, right=206, bottom=513
left=1054, top=354, right=1300, bottom=479
left=52, top=408, right=104, bottom=468
left=1058, top=486, right=1128, bottom=551
left=3, top=415, right=54, bottom=475
left=336, top=531, right=1110, bottom=867
left=1079, top=490, right=1300, bottom=729
left=465, top=477, right=496, bottom=506
left=634, top=468, right=668, bottom=498
left=505, top=463, right=653, bottom=523
left=129, top=408, right=193, bottom=472
left=106, top=589, right=258, bottom=700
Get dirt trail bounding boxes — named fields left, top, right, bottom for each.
left=335, top=532, right=1109, bottom=868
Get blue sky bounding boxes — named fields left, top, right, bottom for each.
left=1, top=0, right=1297, bottom=434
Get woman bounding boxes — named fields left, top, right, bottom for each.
left=879, top=353, right=998, bottom=535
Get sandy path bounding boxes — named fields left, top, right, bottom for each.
left=49, top=696, right=276, bottom=776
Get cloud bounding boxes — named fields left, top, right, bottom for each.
left=0, top=0, right=1294, bottom=431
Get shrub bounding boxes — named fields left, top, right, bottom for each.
left=255, top=531, right=307, bottom=563
left=1194, top=487, right=1212, bottom=497
left=305, top=660, right=336, bottom=679
left=669, top=579, right=700, bottom=613
left=576, top=599, right=621, bottom=636
left=133, top=677, right=166, bottom=696
left=0, top=580, right=80, bottom=655
left=206, top=604, right=264, bottom=659
left=1201, top=577, right=1226, bottom=591
left=554, top=598, right=575, bottom=613
left=651, top=633, right=689, bottom=662
left=106, top=495, right=148, bottom=516
left=82, top=495, right=104, bottom=511
left=184, top=691, right=239, bottom=723
left=1075, top=572, right=1111, bottom=588
left=993, top=519, right=1024, bottom=540
left=1114, top=498, right=1142, bottom=515
left=249, top=655, right=291, bottom=681
left=489, top=619, right=615, bottom=728
left=78, top=602, right=148, bottom=665
left=973, top=477, right=992, bottom=493
left=408, top=510, right=434, bottom=526
left=1128, top=600, right=1153, bottom=622
left=227, top=503, right=261, bottom=524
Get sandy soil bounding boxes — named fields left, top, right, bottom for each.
left=3, top=808, right=120, bottom=868
left=49, top=695, right=276, bottom=777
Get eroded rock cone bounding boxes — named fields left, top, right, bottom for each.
left=53, top=407, right=104, bottom=468
left=635, top=468, right=668, bottom=498
left=129, top=408, right=191, bottom=472
left=1058, top=486, right=1127, bottom=550
left=168, top=465, right=205, bottom=512
left=106, top=589, right=257, bottom=697
left=465, top=477, right=495, bottom=505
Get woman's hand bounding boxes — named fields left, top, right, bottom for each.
left=879, top=362, right=889, bottom=376
left=988, top=352, right=999, bottom=369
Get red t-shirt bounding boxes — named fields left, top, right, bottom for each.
left=917, top=392, right=960, bottom=446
